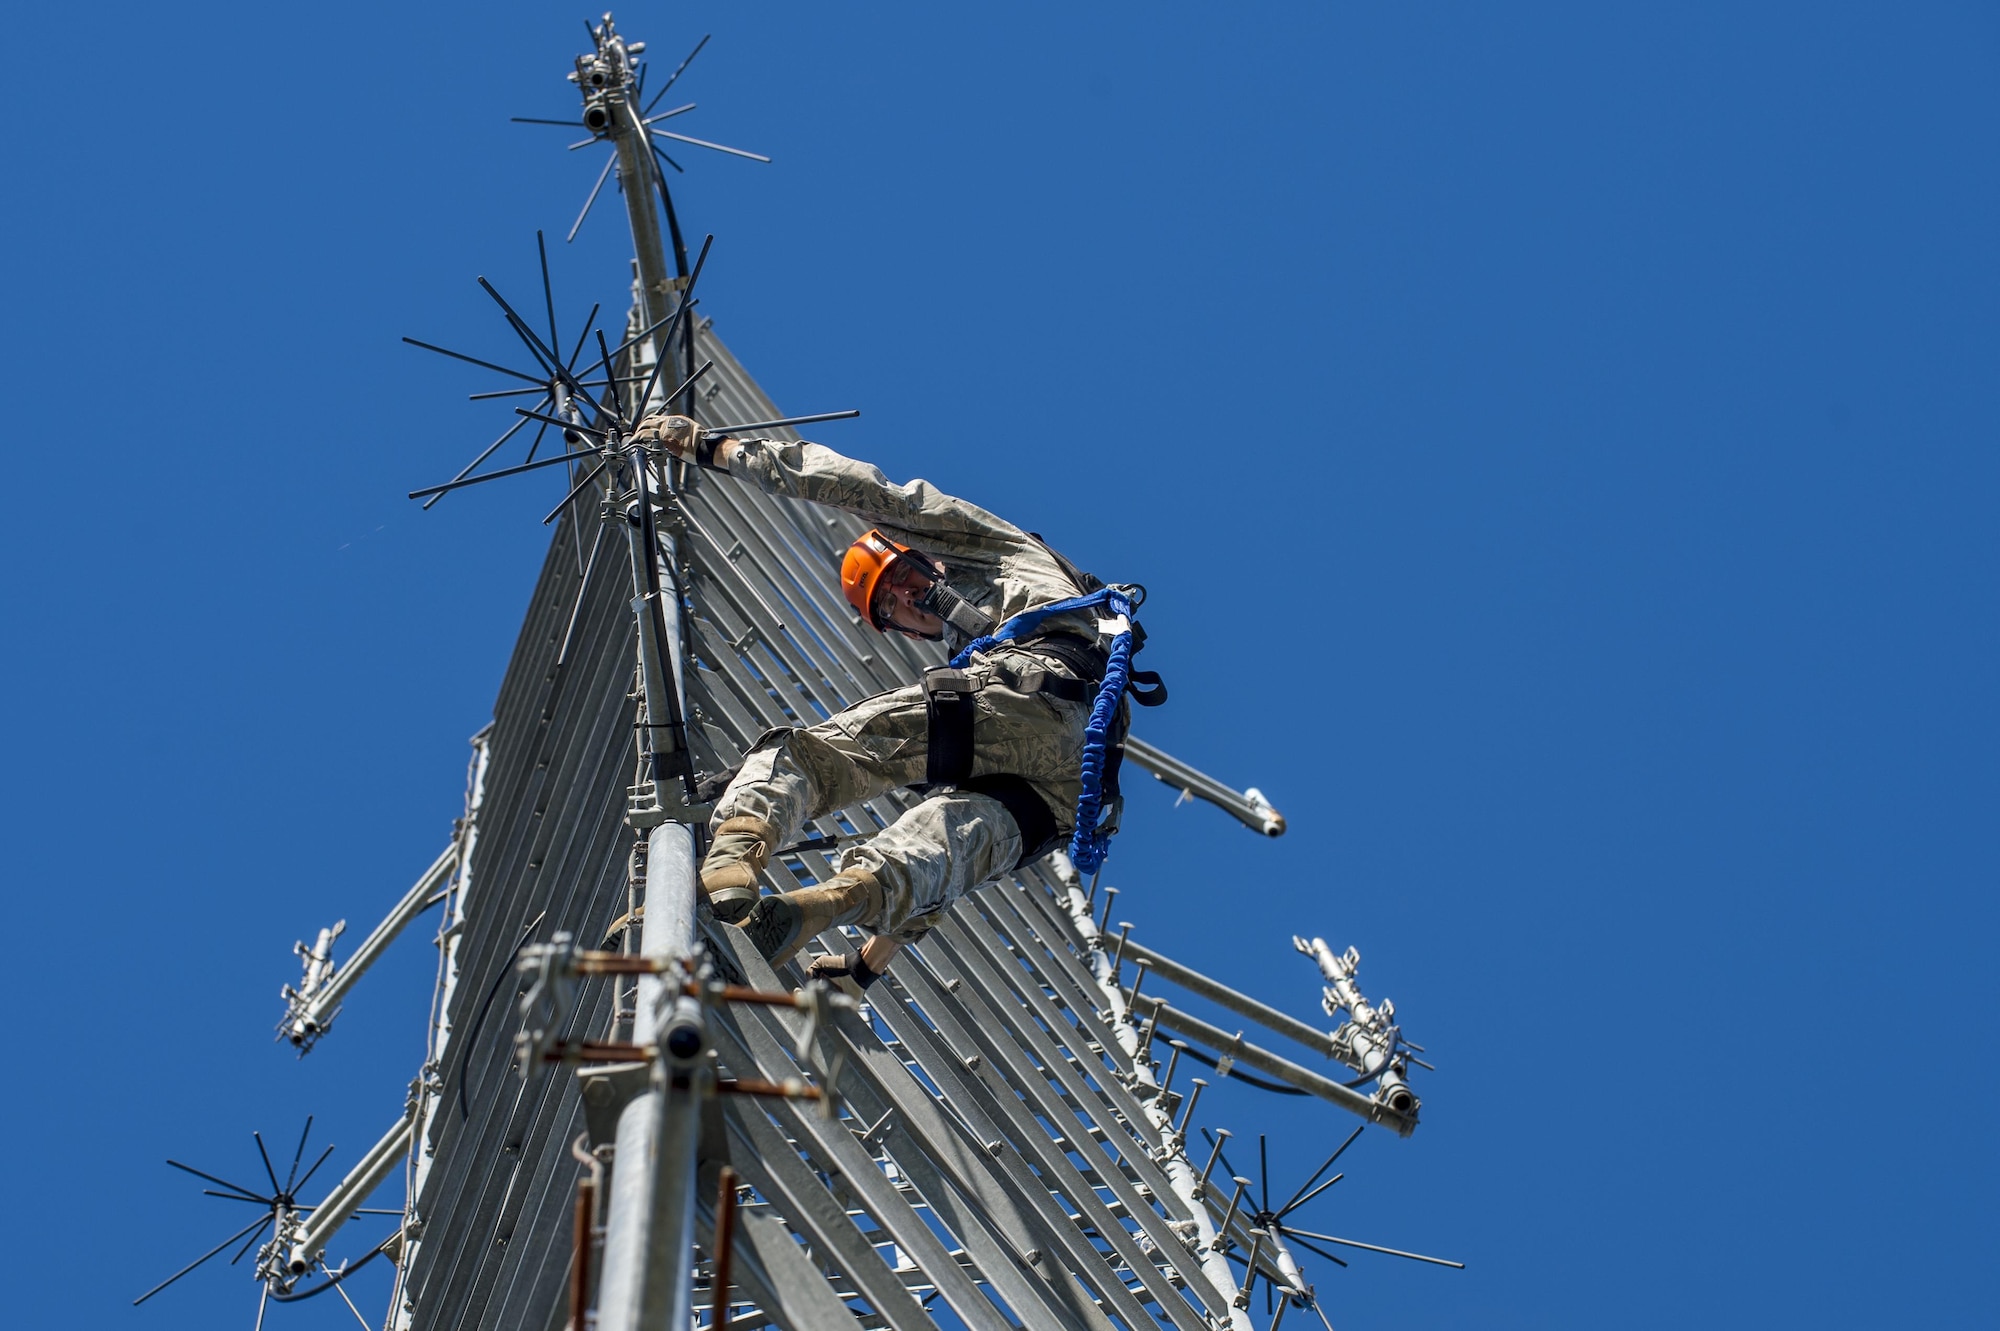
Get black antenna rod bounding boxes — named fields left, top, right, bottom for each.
left=563, top=302, right=604, bottom=379
left=477, top=277, right=608, bottom=419
left=643, top=33, right=710, bottom=115
left=408, top=447, right=596, bottom=501
left=537, top=231, right=560, bottom=358
left=165, top=1159, right=266, bottom=1201
left=1274, top=1125, right=1364, bottom=1218
left=402, top=336, right=543, bottom=386
left=421, top=410, right=543, bottom=510
left=131, top=1215, right=272, bottom=1305
left=283, top=1117, right=313, bottom=1194
left=288, top=1143, right=338, bottom=1197
left=595, top=329, right=625, bottom=419
left=609, top=300, right=696, bottom=367
left=633, top=234, right=713, bottom=415
left=542, top=455, right=616, bottom=526
left=512, top=408, right=610, bottom=437
left=704, top=410, right=861, bottom=437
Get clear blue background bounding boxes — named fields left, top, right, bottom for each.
left=1, top=3, right=1993, bottom=1327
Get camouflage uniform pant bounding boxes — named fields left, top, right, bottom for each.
left=712, top=647, right=1089, bottom=940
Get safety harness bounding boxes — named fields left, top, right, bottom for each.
left=920, top=546, right=1167, bottom=875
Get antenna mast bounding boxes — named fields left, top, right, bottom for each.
left=139, top=17, right=1462, bottom=1331
left=572, top=14, right=696, bottom=414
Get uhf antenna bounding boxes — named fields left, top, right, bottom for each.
left=398, top=230, right=857, bottom=517
left=1097, top=913, right=1461, bottom=1327
left=404, top=23, right=835, bottom=522
left=513, top=21, right=768, bottom=249
left=512, top=14, right=769, bottom=421
left=1200, top=1126, right=1463, bottom=1323
left=134, top=1118, right=404, bottom=1326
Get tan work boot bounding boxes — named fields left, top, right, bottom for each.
left=701, top=815, right=778, bottom=923
left=741, top=871, right=884, bottom=967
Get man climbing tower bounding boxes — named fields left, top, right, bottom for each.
left=632, top=412, right=1162, bottom=988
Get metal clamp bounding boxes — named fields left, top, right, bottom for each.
left=515, top=932, right=586, bottom=1073
left=1295, top=936, right=1424, bottom=1120
left=515, top=943, right=853, bottom=1082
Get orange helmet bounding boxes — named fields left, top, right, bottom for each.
left=841, top=529, right=926, bottom=630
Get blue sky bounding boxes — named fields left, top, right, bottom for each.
left=1, top=4, right=1993, bottom=1328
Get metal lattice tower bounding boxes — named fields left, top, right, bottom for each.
left=139, top=16, right=1458, bottom=1331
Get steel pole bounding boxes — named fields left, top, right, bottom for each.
left=1119, top=937, right=1337, bottom=1063
left=624, top=491, right=681, bottom=788
left=596, top=362, right=703, bottom=1327
left=285, top=843, right=458, bottom=1046
left=604, top=68, right=674, bottom=333
left=287, top=1111, right=416, bottom=1274
left=1123, top=735, right=1286, bottom=836
left=592, top=823, right=703, bottom=1331
left=1139, top=1000, right=1416, bottom=1134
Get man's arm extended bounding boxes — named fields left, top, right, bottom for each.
left=634, top=414, right=1024, bottom=549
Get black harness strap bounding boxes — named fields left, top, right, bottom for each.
left=919, top=663, right=1078, bottom=867
left=991, top=661, right=1094, bottom=703
left=918, top=534, right=1162, bottom=868
left=928, top=644, right=1108, bottom=781
left=1017, top=631, right=1107, bottom=679
left=922, top=668, right=979, bottom=785
left=963, top=773, right=1063, bottom=868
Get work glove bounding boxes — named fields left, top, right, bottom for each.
left=807, top=948, right=884, bottom=991
left=631, top=413, right=702, bottom=461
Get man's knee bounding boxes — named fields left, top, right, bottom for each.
left=847, top=790, right=1024, bottom=934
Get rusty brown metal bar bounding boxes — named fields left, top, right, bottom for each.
left=717, top=1077, right=822, bottom=1102
left=570, top=1174, right=595, bottom=1331
left=560, top=952, right=834, bottom=1010
left=712, top=1166, right=739, bottom=1331
left=567, top=1131, right=605, bottom=1331
left=539, top=1045, right=826, bottom=1106
left=572, top=953, right=668, bottom=975
left=545, top=1040, right=653, bottom=1064
left=702, top=983, right=823, bottom=1008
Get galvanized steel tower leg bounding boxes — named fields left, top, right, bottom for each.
left=584, top=16, right=714, bottom=1326
left=594, top=825, right=707, bottom=1331
left=596, top=413, right=707, bottom=1331
left=390, top=728, right=490, bottom=1331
